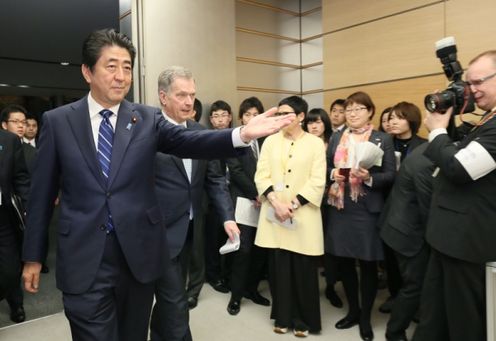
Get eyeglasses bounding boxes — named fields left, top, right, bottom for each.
left=7, top=119, right=27, bottom=126
left=345, top=107, right=368, bottom=114
left=211, top=113, right=230, bottom=119
left=466, top=71, right=496, bottom=87
left=274, top=111, right=295, bottom=116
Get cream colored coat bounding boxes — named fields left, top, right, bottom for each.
left=254, top=131, right=326, bottom=256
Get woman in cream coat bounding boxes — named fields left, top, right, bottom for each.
left=255, top=96, right=326, bottom=337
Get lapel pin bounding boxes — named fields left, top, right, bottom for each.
left=126, top=117, right=138, bottom=130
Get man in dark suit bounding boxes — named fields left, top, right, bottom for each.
left=0, top=129, right=30, bottom=302
left=380, top=143, right=434, bottom=341
left=21, top=29, right=294, bottom=341
left=149, top=66, right=238, bottom=341
left=413, top=50, right=496, bottom=341
left=0, top=104, right=36, bottom=323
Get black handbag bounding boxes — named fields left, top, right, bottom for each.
left=10, top=193, right=26, bottom=231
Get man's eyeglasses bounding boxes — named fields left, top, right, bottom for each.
left=466, top=71, right=496, bottom=87
left=211, top=113, right=230, bottom=119
left=274, top=111, right=295, bottom=116
left=7, top=119, right=27, bottom=126
left=345, top=107, right=368, bottom=114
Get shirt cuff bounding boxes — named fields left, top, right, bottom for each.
left=429, top=128, right=448, bottom=142
left=223, top=220, right=236, bottom=228
left=364, top=177, right=373, bottom=187
left=232, top=127, right=250, bottom=147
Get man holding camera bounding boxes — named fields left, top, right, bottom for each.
left=413, top=50, right=496, bottom=341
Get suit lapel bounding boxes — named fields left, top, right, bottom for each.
left=107, top=100, right=137, bottom=187
left=171, top=155, right=189, bottom=182
left=66, top=97, right=106, bottom=190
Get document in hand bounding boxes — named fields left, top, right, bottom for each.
left=355, top=141, right=384, bottom=169
left=234, top=197, right=260, bottom=227
left=266, top=206, right=297, bottom=230
left=219, top=232, right=241, bottom=255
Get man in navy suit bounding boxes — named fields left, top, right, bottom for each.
left=21, top=28, right=294, bottom=341
left=149, top=66, right=238, bottom=341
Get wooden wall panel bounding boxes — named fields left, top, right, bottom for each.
left=323, top=3, right=444, bottom=89
left=237, top=62, right=300, bottom=91
left=322, top=0, right=441, bottom=32
left=445, top=0, right=496, bottom=67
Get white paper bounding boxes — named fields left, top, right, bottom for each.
left=219, top=232, right=240, bottom=255
left=355, top=141, right=384, bottom=169
left=266, top=206, right=297, bottom=230
left=234, top=197, right=260, bottom=228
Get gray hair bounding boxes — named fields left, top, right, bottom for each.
left=157, top=66, right=194, bottom=94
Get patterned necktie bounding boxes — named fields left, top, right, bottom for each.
left=251, top=140, right=259, bottom=160
left=97, top=109, right=114, bottom=232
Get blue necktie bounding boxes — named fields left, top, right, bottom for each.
left=97, top=109, right=114, bottom=232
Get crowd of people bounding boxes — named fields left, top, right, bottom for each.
left=0, top=28, right=495, bottom=341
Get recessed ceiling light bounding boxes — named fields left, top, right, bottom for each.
left=18, top=85, right=30, bottom=88
left=60, top=62, right=70, bottom=66
left=0, top=83, right=9, bottom=87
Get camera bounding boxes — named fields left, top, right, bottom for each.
left=424, top=37, right=475, bottom=115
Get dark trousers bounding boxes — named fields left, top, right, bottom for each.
left=383, top=242, right=403, bottom=298
left=268, top=249, right=321, bottom=333
left=323, top=252, right=340, bottom=286
left=412, top=249, right=486, bottom=341
left=150, top=256, right=192, bottom=341
left=63, top=233, right=154, bottom=341
left=229, top=224, right=267, bottom=301
left=386, top=245, right=430, bottom=339
left=204, top=209, right=226, bottom=283
left=0, top=221, right=21, bottom=301
left=179, top=219, right=205, bottom=299
left=336, top=256, right=378, bottom=325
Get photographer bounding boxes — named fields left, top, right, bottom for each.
left=413, top=50, right=496, bottom=341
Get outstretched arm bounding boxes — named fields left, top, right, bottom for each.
left=239, top=107, right=295, bottom=142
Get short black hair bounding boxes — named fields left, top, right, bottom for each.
left=209, top=100, right=232, bottom=116
left=278, top=96, right=308, bottom=115
left=82, top=28, right=136, bottom=71
left=1, top=104, right=27, bottom=123
left=330, top=99, right=345, bottom=111
left=303, top=108, right=332, bottom=142
left=238, top=97, right=264, bottom=119
left=193, top=98, right=203, bottom=122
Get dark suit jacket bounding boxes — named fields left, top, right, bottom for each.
left=424, top=117, right=496, bottom=263
left=380, top=144, right=435, bottom=257
left=154, top=119, right=234, bottom=259
left=22, top=97, right=242, bottom=294
left=327, top=129, right=396, bottom=213
left=22, top=142, right=37, bottom=176
left=225, top=138, right=264, bottom=204
left=0, top=130, right=30, bottom=215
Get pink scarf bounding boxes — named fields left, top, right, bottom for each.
left=328, top=124, right=373, bottom=210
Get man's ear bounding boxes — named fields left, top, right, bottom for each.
left=81, top=64, right=92, bottom=84
left=1, top=122, right=7, bottom=130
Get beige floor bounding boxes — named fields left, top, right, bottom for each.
left=0, top=281, right=415, bottom=340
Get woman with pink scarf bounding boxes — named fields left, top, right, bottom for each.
left=325, top=91, right=395, bottom=341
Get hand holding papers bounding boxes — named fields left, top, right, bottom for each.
left=234, top=197, right=260, bottom=227
left=354, top=141, right=384, bottom=169
left=266, top=206, right=297, bottom=230
left=219, top=232, right=240, bottom=255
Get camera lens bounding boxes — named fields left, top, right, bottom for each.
left=424, top=91, right=454, bottom=114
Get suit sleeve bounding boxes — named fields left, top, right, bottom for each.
left=369, top=133, right=396, bottom=189
left=12, top=137, right=30, bottom=205
left=204, top=159, right=235, bottom=222
left=424, top=122, right=496, bottom=184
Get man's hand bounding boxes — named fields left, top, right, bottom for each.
left=424, top=108, right=452, bottom=132
left=351, top=167, right=370, bottom=181
left=240, top=107, right=296, bottom=143
left=23, top=262, right=42, bottom=293
left=224, top=221, right=240, bottom=241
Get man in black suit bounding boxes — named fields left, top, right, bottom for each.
left=0, top=104, right=36, bottom=323
left=380, top=143, right=434, bottom=341
left=149, top=66, right=238, bottom=341
left=21, top=29, right=294, bottom=341
left=0, top=129, right=30, bottom=305
left=413, top=50, right=496, bottom=341
left=224, top=96, right=270, bottom=316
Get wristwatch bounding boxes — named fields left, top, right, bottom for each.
left=291, top=200, right=299, bottom=210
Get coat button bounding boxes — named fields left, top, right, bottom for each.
left=286, top=185, right=289, bottom=188
left=106, top=192, right=111, bottom=198
left=288, top=169, right=291, bottom=173
left=100, top=225, right=105, bottom=230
